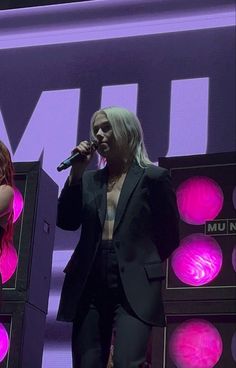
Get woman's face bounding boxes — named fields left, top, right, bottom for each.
left=93, top=113, right=116, bottom=158
left=93, top=112, right=130, bottom=163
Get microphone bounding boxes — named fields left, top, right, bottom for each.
left=57, top=141, right=98, bottom=172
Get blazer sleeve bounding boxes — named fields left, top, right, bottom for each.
left=57, top=177, right=83, bottom=231
left=149, top=168, right=180, bottom=261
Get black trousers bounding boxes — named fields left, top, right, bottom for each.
left=72, top=241, right=152, bottom=368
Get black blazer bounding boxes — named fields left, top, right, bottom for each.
left=57, top=162, right=179, bottom=326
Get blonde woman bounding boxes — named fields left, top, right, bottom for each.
left=57, top=107, right=179, bottom=368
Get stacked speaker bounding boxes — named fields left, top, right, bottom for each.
left=0, top=162, right=58, bottom=368
left=152, top=152, right=236, bottom=368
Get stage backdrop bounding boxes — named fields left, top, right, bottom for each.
left=0, top=0, right=235, bottom=367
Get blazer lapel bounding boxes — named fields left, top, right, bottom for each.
left=113, top=162, right=144, bottom=234
left=93, top=166, right=108, bottom=227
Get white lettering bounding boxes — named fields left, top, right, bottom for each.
left=167, top=77, right=209, bottom=156
left=0, top=89, right=80, bottom=191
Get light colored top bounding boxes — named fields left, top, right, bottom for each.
left=0, top=184, right=14, bottom=230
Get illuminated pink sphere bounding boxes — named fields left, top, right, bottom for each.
left=0, top=242, right=18, bottom=284
left=171, top=234, right=222, bottom=286
left=169, top=319, right=223, bottom=368
left=176, top=176, right=224, bottom=225
left=0, top=323, right=10, bottom=362
left=13, top=186, right=24, bottom=223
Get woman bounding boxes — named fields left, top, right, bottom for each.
left=57, top=107, right=179, bottom=368
left=0, top=141, right=14, bottom=258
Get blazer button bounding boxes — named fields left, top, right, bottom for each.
left=120, top=266, right=125, bottom=273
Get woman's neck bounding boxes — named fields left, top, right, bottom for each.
left=107, top=159, right=130, bottom=178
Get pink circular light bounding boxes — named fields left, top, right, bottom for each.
left=171, top=234, right=222, bottom=286
left=0, top=323, right=10, bottom=362
left=169, top=319, right=223, bottom=368
left=0, top=241, right=18, bottom=284
left=176, top=176, right=224, bottom=225
left=13, top=186, right=24, bottom=223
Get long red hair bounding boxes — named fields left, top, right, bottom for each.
left=0, top=141, right=14, bottom=254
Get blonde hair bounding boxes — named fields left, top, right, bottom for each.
left=90, top=106, right=152, bottom=167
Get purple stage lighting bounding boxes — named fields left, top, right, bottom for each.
left=232, top=331, right=236, bottom=362
left=0, top=3, right=235, bottom=49
left=0, top=241, right=18, bottom=284
left=171, top=234, right=223, bottom=286
left=169, top=319, right=223, bottom=368
left=176, top=176, right=224, bottom=225
left=13, top=186, right=24, bottom=223
left=232, top=246, right=236, bottom=273
left=0, top=323, right=9, bottom=363
left=233, top=186, right=236, bottom=210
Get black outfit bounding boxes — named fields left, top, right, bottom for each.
left=57, top=162, right=179, bottom=367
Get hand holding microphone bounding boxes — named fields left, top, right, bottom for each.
left=57, top=140, right=98, bottom=172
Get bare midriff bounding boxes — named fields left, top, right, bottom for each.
left=102, top=173, right=126, bottom=240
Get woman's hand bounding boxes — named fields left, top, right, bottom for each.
left=69, top=141, right=96, bottom=184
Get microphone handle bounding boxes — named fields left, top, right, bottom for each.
left=57, top=141, right=97, bottom=172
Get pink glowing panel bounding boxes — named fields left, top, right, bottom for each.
left=171, top=234, right=222, bottom=286
left=0, top=241, right=18, bottom=284
left=169, top=319, right=223, bottom=368
left=13, top=186, right=24, bottom=223
left=176, top=176, right=224, bottom=225
left=232, top=331, right=236, bottom=362
left=0, top=323, right=9, bottom=362
left=232, top=246, right=236, bottom=272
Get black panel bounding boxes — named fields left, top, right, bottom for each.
left=0, top=162, right=58, bottom=367
left=0, top=302, right=46, bottom=368
left=152, top=310, right=236, bottom=368
left=1, top=162, right=58, bottom=313
left=151, top=152, right=236, bottom=367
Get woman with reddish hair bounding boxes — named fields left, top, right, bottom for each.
left=0, top=141, right=14, bottom=258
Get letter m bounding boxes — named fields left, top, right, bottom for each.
left=0, top=89, right=80, bottom=190
left=206, top=222, right=217, bottom=233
